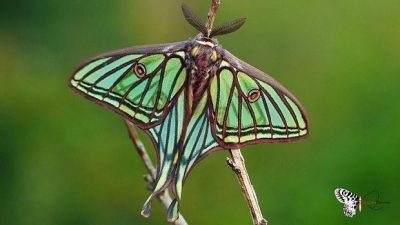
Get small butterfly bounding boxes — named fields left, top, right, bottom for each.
left=69, top=3, right=309, bottom=222
left=334, top=188, right=389, bottom=217
left=335, top=188, right=362, bottom=217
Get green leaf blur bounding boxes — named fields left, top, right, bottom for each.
left=1, top=0, right=399, bottom=224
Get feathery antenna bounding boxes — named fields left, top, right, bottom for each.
left=210, top=18, right=246, bottom=37
left=181, top=4, right=208, bottom=36
left=181, top=1, right=246, bottom=38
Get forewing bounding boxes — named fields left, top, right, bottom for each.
left=208, top=49, right=309, bottom=148
left=69, top=42, right=188, bottom=129
left=335, top=188, right=361, bottom=203
left=335, top=188, right=348, bottom=203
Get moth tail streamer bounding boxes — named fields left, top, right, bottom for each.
left=167, top=199, right=180, bottom=222
left=141, top=186, right=182, bottom=221
left=140, top=181, right=173, bottom=217
left=141, top=197, right=153, bottom=218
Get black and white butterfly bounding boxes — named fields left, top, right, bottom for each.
left=335, top=188, right=362, bottom=217
left=334, top=188, right=389, bottom=217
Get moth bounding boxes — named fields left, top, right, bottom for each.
left=334, top=188, right=389, bottom=217
left=69, top=3, right=309, bottom=222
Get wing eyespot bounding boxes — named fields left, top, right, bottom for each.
left=247, top=89, right=261, bottom=103
left=133, top=63, right=147, bottom=78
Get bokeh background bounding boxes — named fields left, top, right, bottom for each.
left=1, top=0, right=399, bottom=224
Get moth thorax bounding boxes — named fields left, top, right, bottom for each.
left=190, top=43, right=219, bottom=72
left=196, top=53, right=209, bottom=69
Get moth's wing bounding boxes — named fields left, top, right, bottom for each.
left=343, top=203, right=357, bottom=217
left=335, top=188, right=348, bottom=203
left=139, top=92, right=186, bottom=219
left=168, top=93, right=220, bottom=221
left=69, top=41, right=188, bottom=129
left=335, top=188, right=361, bottom=203
left=141, top=91, right=220, bottom=222
left=208, top=49, right=309, bottom=148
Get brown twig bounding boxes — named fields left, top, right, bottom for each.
left=206, top=1, right=268, bottom=224
left=125, top=120, right=188, bottom=225
left=227, top=150, right=268, bottom=225
left=206, top=0, right=221, bottom=36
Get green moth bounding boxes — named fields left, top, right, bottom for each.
left=69, top=3, right=309, bottom=222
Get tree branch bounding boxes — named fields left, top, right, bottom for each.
left=206, top=2, right=268, bottom=224
left=206, top=0, right=221, bottom=36
left=227, top=149, right=268, bottom=225
left=125, top=120, right=188, bottom=225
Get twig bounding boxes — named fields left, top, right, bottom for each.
left=227, top=150, right=268, bottom=225
left=125, top=120, right=188, bottom=225
left=206, top=2, right=268, bottom=224
left=206, top=0, right=221, bottom=36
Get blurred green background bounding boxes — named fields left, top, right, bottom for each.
left=1, top=0, right=399, bottom=224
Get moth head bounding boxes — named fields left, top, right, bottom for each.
left=181, top=3, right=246, bottom=38
left=190, top=38, right=220, bottom=62
left=188, top=41, right=220, bottom=74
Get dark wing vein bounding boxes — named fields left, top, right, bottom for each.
left=234, top=75, right=259, bottom=141
left=257, top=83, right=289, bottom=137
left=237, top=93, right=243, bottom=141
left=222, top=73, right=236, bottom=140
left=88, top=55, right=148, bottom=89
left=279, top=92, right=301, bottom=134
left=181, top=113, right=207, bottom=182
left=78, top=56, right=123, bottom=82
left=258, top=89, right=274, bottom=137
left=118, top=57, right=164, bottom=106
